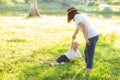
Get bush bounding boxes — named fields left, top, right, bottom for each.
left=0, top=0, right=14, bottom=6
left=97, top=7, right=113, bottom=14
left=112, top=2, right=120, bottom=5
left=106, top=1, right=113, bottom=5
left=88, top=2, right=101, bottom=6
left=106, top=1, right=120, bottom=5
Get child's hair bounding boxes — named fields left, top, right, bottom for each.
left=71, top=41, right=79, bottom=48
left=73, top=41, right=79, bottom=45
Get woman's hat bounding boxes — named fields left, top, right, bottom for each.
left=66, top=5, right=77, bottom=13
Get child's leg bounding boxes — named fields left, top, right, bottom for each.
left=40, top=55, right=66, bottom=65
left=56, top=55, right=70, bottom=63
left=49, top=61, right=59, bottom=66
left=40, top=60, right=54, bottom=64
left=56, top=55, right=65, bottom=63
left=61, top=62, right=65, bottom=64
left=49, top=61, right=65, bottom=66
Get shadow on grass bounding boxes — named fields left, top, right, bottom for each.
left=6, top=38, right=27, bottom=43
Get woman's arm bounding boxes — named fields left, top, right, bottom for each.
left=78, top=22, right=91, bottom=45
left=72, top=28, right=79, bottom=40
left=71, top=39, right=74, bottom=48
left=71, top=29, right=79, bottom=48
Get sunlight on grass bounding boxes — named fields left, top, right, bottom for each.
left=0, top=15, right=120, bottom=80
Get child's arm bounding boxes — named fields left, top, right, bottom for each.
left=77, top=51, right=85, bottom=62
left=80, top=57, right=85, bottom=62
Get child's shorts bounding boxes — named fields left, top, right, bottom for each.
left=56, top=55, right=70, bottom=63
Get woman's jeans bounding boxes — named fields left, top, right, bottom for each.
left=85, top=35, right=99, bottom=69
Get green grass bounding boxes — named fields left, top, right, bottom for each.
left=0, top=15, right=120, bottom=80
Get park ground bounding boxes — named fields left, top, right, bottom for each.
left=0, top=2, right=120, bottom=80
left=0, top=14, right=120, bottom=80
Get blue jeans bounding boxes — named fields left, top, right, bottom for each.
left=84, top=35, right=99, bottom=68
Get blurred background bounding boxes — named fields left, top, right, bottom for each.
left=0, top=0, right=120, bottom=16
left=0, top=0, right=119, bottom=33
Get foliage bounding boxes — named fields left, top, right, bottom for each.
left=106, top=1, right=120, bottom=5
left=76, top=5, right=120, bottom=14
left=0, top=1, right=120, bottom=14
left=0, top=0, right=25, bottom=6
left=0, top=0, right=14, bottom=6
left=88, top=1, right=101, bottom=6
left=105, top=0, right=120, bottom=5
left=13, top=0, right=25, bottom=3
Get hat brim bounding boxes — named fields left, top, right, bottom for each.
left=67, top=8, right=78, bottom=13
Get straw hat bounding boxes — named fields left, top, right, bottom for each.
left=66, top=5, right=77, bottom=13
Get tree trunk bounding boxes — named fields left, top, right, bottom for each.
left=27, top=0, right=40, bottom=17
left=25, top=0, right=28, bottom=3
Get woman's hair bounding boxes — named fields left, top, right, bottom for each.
left=67, top=10, right=80, bottom=23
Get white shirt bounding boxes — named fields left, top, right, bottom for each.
left=74, top=14, right=98, bottom=39
left=65, top=48, right=82, bottom=60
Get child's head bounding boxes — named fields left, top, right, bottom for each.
left=72, top=41, right=79, bottom=49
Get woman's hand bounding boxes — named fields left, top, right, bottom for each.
left=85, top=39, right=91, bottom=45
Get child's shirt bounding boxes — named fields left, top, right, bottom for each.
left=65, top=48, right=82, bottom=60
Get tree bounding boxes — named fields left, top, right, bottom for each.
left=25, top=0, right=28, bottom=3
left=27, top=0, right=40, bottom=17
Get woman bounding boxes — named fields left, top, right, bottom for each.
left=66, top=5, right=99, bottom=75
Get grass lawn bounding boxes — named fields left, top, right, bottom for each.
left=0, top=15, right=120, bottom=80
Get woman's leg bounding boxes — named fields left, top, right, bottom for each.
left=84, top=45, right=87, bottom=64
left=85, top=35, right=99, bottom=75
left=85, top=44, right=96, bottom=75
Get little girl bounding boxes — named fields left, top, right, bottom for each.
left=55, top=41, right=84, bottom=64
left=40, top=41, right=84, bottom=66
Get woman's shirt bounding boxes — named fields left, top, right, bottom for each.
left=74, top=14, right=98, bottom=39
